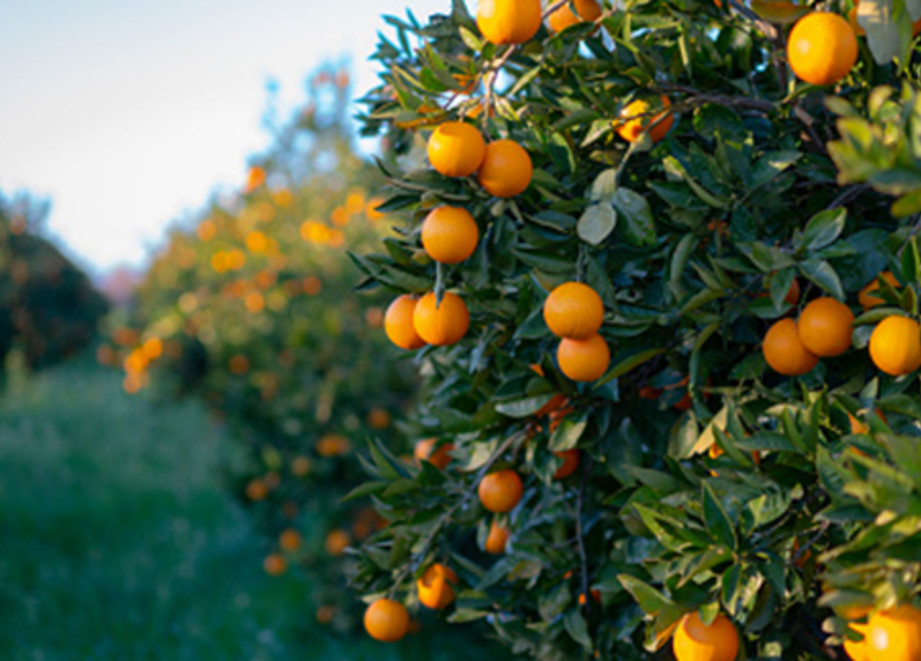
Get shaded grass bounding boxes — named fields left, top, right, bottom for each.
left=0, top=361, right=499, bottom=660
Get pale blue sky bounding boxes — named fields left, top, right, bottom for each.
left=0, top=0, right=451, bottom=273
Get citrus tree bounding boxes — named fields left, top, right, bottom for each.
left=347, top=0, right=921, bottom=658
left=0, top=192, right=108, bottom=374
left=107, top=65, right=419, bottom=630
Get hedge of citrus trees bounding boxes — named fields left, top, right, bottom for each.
left=0, top=192, right=108, bottom=374
left=104, top=66, right=420, bottom=630
left=348, top=0, right=921, bottom=658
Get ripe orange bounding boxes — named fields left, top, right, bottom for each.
left=762, top=276, right=800, bottom=305
left=427, top=122, right=486, bottom=177
left=672, top=611, right=740, bottom=661
left=476, top=0, right=542, bottom=45
left=485, top=520, right=511, bottom=554
left=543, top=282, right=605, bottom=339
left=869, top=315, right=921, bottom=376
left=417, top=563, right=459, bottom=609
left=279, top=529, right=302, bottom=552
left=577, top=589, right=602, bottom=606
left=413, top=291, right=470, bottom=346
left=421, top=206, right=479, bottom=264
left=263, top=553, right=287, bottom=576
left=865, top=604, right=921, bottom=660
left=557, top=334, right=611, bottom=382
left=414, top=438, right=455, bottom=470
left=553, top=449, right=581, bottom=479
left=325, top=528, right=351, bottom=556
left=797, top=297, right=854, bottom=357
left=858, top=271, right=900, bottom=309
left=844, top=622, right=870, bottom=661
left=316, top=434, right=350, bottom=457
left=246, top=479, right=269, bottom=501
left=614, top=96, right=674, bottom=144
left=478, top=469, right=524, bottom=513
left=787, top=12, right=858, bottom=86
left=547, top=0, right=602, bottom=32
left=385, top=295, right=426, bottom=350
left=763, top=318, right=819, bottom=376
left=291, top=455, right=311, bottom=476
left=367, top=408, right=391, bottom=430
left=364, top=598, right=410, bottom=642
left=477, top=140, right=533, bottom=198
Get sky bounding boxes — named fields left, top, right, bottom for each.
left=0, top=0, right=451, bottom=274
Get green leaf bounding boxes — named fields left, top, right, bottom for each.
left=549, top=415, right=588, bottom=451
left=595, top=347, right=666, bottom=387
left=799, top=259, right=845, bottom=299
left=494, top=394, right=555, bottom=418
left=564, top=610, right=593, bottom=650
left=613, top=187, right=656, bottom=246
left=702, top=482, right=738, bottom=549
left=799, top=208, right=847, bottom=252
left=617, top=574, right=674, bottom=615
left=577, top=204, right=617, bottom=245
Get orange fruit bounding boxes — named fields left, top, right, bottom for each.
left=385, top=295, right=427, bottom=350
left=797, top=297, right=855, bottom=357
left=414, top=438, right=455, bottom=470
left=476, top=0, right=542, bottom=45
left=577, top=589, right=602, bottom=606
left=869, top=315, right=921, bottom=376
left=787, top=12, right=858, bottom=86
left=421, top=206, right=479, bottom=263
left=865, top=605, right=921, bottom=660
left=614, top=96, right=674, bottom=144
left=557, top=334, right=611, bottom=382
left=858, top=271, right=900, bottom=310
left=477, top=140, right=533, bottom=198
left=325, top=528, right=351, bottom=555
left=553, top=449, right=581, bottom=479
left=416, top=563, right=458, bottom=609
left=279, top=529, right=302, bottom=552
left=672, top=611, right=740, bottom=661
left=364, top=598, right=410, bottom=642
left=413, top=291, right=470, bottom=346
left=246, top=479, right=269, bottom=501
left=763, top=318, right=819, bottom=376
left=291, top=455, right=311, bottom=476
left=317, top=434, right=350, bottom=457
left=844, top=622, right=870, bottom=661
left=848, top=408, right=887, bottom=435
left=427, top=122, right=486, bottom=177
left=543, top=282, right=605, bottom=339
left=547, top=0, right=602, bottom=32
left=485, top=520, right=511, bottom=554
left=263, top=553, right=287, bottom=576
left=478, top=469, right=524, bottom=513
left=367, top=408, right=391, bottom=430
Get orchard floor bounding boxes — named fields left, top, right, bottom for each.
left=0, top=361, right=500, bottom=660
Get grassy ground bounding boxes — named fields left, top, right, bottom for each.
left=0, top=361, right=498, bottom=660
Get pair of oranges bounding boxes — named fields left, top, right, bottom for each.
left=543, top=281, right=611, bottom=382
left=384, top=291, right=470, bottom=349
left=763, top=296, right=855, bottom=376
left=427, top=122, right=533, bottom=198
left=476, top=0, right=603, bottom=44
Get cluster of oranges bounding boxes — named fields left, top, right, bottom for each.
left=763, top=272, right=921, bottom=379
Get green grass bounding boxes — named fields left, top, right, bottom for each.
left=0, top=361, right=500, bottom=660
